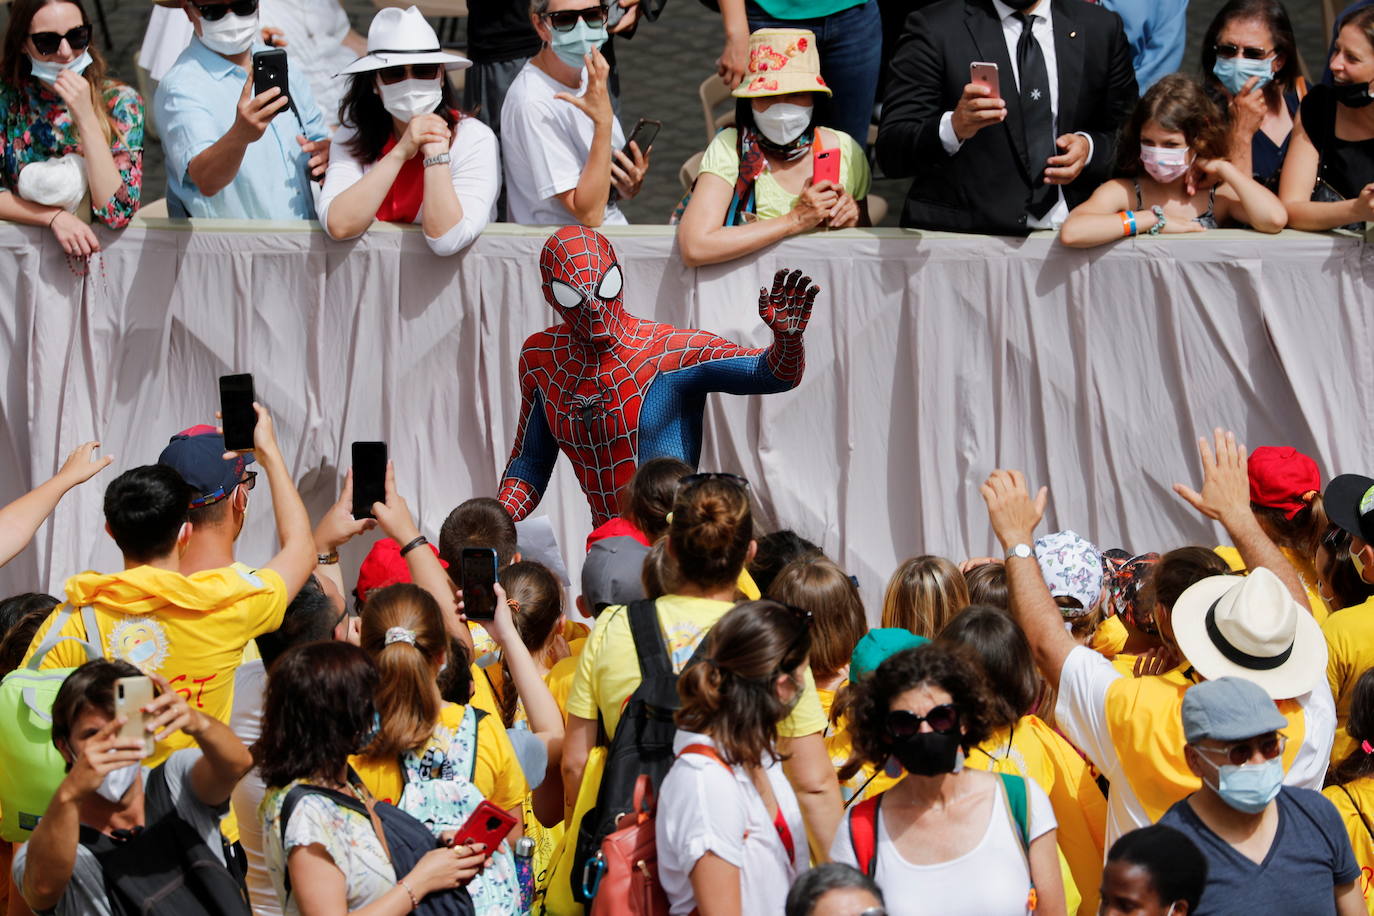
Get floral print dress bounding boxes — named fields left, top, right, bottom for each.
left=0, top=76, right=143, bottom=228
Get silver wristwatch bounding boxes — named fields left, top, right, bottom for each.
left=422, top=152, right=451, bottom=168
left=1005, top=543, right=1034, bottom=561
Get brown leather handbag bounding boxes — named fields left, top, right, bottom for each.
left=587, top=774, right=669, bottom=916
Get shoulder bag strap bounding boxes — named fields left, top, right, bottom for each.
left=997, top=772, right=1038, bottom=911
left=25, top=605, right=104, bottom=669
left=466, top=706, right=486, bottom=783
left=1337, top=783, right=1374, bottom=846
left=347, top=768, right=395, bottom=865
left=278, top=783, right=370, bottom=897
left=847, top=795, right=881, bottom=879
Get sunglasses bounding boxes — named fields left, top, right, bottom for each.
left=1197, top=733, right=1286, bottom=768
left=29, top=25, right=91, bottom=55
left=378, top=63, right=443, bottom=85
left=886, top=704, right=961, bottom=737
left=1214, top=43, right=1272, bottom=61
left=194, top=0, right=258, bottom=21
left=678, top=471, right=750, bottom=490
left=543, top=4, right=609, bottom=32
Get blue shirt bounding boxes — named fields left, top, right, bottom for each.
left=154, top=38, right=328, bottom=219
left=1098, top=0, right=1188, bottom=93
left=1159, top=787, right=1361, bottom=916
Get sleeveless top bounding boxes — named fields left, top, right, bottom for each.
left=1134, top=180, right=1217, bottom=229
left=1300, top=83, right=1374, bottom=200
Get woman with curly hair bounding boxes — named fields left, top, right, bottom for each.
left=830, top=642, right=1065, bottom=916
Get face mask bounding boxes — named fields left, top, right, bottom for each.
left=1333, top=81, right=1374, bottom=108
left=891, top=730, right=965, bottom=777
left=1197, top=752, right=1283, bottom=814
left=198, top=11, right=259, bottom=57
left=754, top=102, right=812, bottom=146
left=1000, top=0, right=1039, bottom=9
left=1354, top=546, right=1370, bottom=583
left=378, top=77, right=443, bottom=123
left=1212, top=55, right=1275, bottom=96
left=96, top=761, right=141, bottom=803
left=549, top=18, right=608, bottom=70
left=28, top=49, right=92, bottom=85
left=1140, top=144, right=1193, bottom=183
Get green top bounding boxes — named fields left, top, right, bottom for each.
left=751, top=0, right=867, bottom=20
left=699, top=126, right=870, bottom=220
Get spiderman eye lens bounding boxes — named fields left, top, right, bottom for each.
left=550, top=280, right=583, bottom=310
left=595, top=265, right=623, bottom=300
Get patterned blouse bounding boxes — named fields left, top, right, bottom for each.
left=0, top=76, right=144, bottom=228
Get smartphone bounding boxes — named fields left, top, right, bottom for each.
left=623, top=118, right=662, bottom=157
left=114, top=676, right=155, bottom=758
left=451, top=799, right=518, bottom=852
left=813, top=146, right=841, bottom=186
left=219, top=374, right=257, bottom=452
left=970, top=61, right=1001, bottom=101
left=351, top=441, right=387, bottom=520
left=252, top=48, right=290, bottom=111
left=460, top=547, right=499, bottom=621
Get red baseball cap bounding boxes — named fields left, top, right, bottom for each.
left=355, top=537, right=448, bottom=601
left=1248, top=446, right=1321, bottom=520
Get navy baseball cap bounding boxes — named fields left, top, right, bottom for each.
left=157, top=425, right=255, bottom=508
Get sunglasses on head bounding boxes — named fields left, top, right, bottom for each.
left=886, top=704, right=961, bottom=737
left=1197, top=733, right=1286, bottom=768
left=194, top=0, right=258, bottom=21
left=378, top=62, right=443, bottom=85
left=678, top=471, right=750, bottom=490
left=1214, top=43, right=1272, bottom=61
left=542, top=4, right=608, bottom=32
left=29, top=25, right=91, bottom=56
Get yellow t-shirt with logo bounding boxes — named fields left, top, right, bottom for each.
left=1324, top=596, right=1374, bottom=764
left=1090, top=614, right=1128, bottom=659
left=1215, top=545, right=1329, bottom=624
left=565, top=595, right=826, bottom=739
left=1323, top=778, right=1374, bottom=914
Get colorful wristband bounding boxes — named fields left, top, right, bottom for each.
left=1119, top=210, right=1137, bottom=237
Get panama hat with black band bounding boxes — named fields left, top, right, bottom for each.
left=338, top=6, right=470, bottom=76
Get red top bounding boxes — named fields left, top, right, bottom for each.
left=374, top=133, right=425, bottom=224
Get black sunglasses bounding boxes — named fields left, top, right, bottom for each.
left=1214, top=43, right=1272, bottom=61
left=194, top=0, right=259, bottom=21
left=29, top=26, right=91, bottom=55
left=543, top=4, right=608, bottom=32
left=678, top=471, right=750, bottom=490
left=1196, top=733, right=1286, bottom=768
left=886, top=704, right=961, bottom=737
left=378, top=63, right=443, bottom=85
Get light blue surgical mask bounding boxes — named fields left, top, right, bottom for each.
left=1198, top=752, right=1284, bottom=814
left=549, top=18, right=608, bottom=70
left=28, top=49, right=92, bottom=85
left=1212, top=55, right=1275, bottom=96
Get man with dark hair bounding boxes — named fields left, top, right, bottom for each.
left=14, top=659, right=252, bottom=915
left=439, top=496, right=522, bottom=573
left=23, top=407, right=316, bottom=765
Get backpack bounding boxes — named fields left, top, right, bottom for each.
left=572, top=599, right=704, bottom=904
left=0, top=605, right=103, bottom=841
left=279, top=773, right=475, bottom=916
left=849, top=772, right=1038, bottom=912
left=78, top=760, right=252, bottom=916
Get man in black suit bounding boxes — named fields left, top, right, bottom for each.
left=877, top=0, right=1138, bottom=235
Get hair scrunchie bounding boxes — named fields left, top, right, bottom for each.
left=385, top=626, right=417, bottom=646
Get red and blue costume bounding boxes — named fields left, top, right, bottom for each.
left=498, top=226, right=818, bottom=527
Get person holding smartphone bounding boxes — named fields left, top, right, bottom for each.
left=676, top=29, right=869, bottom=268
left=319, top=7, right=500, bottom=256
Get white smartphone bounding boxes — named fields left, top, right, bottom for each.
left=114, top=675, right=155, bottom=757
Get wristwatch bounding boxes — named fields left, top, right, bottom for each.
left=317, top=551, right=339, bottom=566
left=422, top=152, right=451, bottom=168
left=1005, top=543, right=1034, bottom=561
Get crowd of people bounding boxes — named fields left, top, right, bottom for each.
left=1, top=0, right=1374, bottom=258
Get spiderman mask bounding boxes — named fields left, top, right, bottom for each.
left=539, top=226, right=632, bottom=345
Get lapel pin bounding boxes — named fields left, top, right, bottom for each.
left=1070, top=31, right=1077, bottom=37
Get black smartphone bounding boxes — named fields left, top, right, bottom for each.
left=252, top=48, right=290, bottom=111
left=351, top=441, right=387, bottom=520
left=623, top=118, right=661, bottom=156
left=218, top=374, right=257, bottom=452
left=460, top=547, right=499, bottom=621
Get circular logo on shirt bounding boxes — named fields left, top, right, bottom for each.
left=107, top=616, right=170, bottom=671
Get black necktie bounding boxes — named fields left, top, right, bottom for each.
left=1015, top=11, right=1057, bottom=219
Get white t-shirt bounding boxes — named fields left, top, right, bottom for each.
left=318, top=116, right=500, bottom=256
left=499, top=60, right=627, bottom=227
left=228, top=659, right=279, bottom=916
left=655, top=731, right=805, bottom=916
left=829, top=774, right=1056, bottom=916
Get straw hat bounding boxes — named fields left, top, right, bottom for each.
left=732, top=28, right=831, bottom=99
left=339, top=6, right=471, bottom=76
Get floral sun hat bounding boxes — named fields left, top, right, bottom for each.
left=733, top=28, right=832, bottom=99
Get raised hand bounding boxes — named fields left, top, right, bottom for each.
left=979, top=470, right=1047, bottom=550
left=757, top=269, right=818, bottom=337
left=1173, top=427, right=1250, bottom=526
left=554, top=48, right=613, bottom=130
left=55, top=440, right=114, bottom=489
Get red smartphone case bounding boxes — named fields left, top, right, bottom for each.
left=452, top=800, right=517, bottom=851
left=813, top=147, right=841, bottom=186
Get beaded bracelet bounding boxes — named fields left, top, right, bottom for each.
left=398, top=878, right=419, bottom=909
left=1148, top=205, right=1166, bottom=236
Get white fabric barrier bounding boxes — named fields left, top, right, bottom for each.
left=1, top=220, right=1371, bottom=611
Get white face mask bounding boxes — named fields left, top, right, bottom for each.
left=198, top=11, right=259, bottom=57
left=95, top=761, right=141, bottom=803
left=28, top=49, right=92, bottom=85
left=378, top=77, right=443, bottom=123
left=753, top=102, right=812, bottom=146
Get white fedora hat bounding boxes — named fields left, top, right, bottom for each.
left=339, top=6, right=471, bottom=76
left=1171, top=566, right=1326, bottom=700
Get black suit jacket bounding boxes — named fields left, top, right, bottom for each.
left=876, top=0, right=1138, bottom=235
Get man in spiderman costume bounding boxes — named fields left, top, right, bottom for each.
left=498, top=225, right=818, bottom=527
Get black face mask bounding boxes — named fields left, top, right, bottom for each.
left=891, top=730, right=963, bottom=776
left=1333, top=81, right=1374, bottom=108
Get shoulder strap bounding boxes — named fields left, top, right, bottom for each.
left=1337, top=784, right=1374, bottom=846
left=848, top=795, right=882, bottom=879
left=25, top=605, right=103, bottom=669
left=627, top=599, right=678, bottom=710
left=466, top=706, right=486, bottom=783
left=347, top=769, right=395, bottom=865
left=678, top=743, right=730, bottom=770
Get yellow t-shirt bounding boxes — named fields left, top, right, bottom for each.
left=350, top=702, right=528, bottom=812
left=1091, top=614, right=1128, bottom=659
left=1323, top=778, right=1374, bottom=914
left=1214, top=545, right=1329, bottom=624
left=698, top=127, right=871, bottom=219
left=1324, top=596, right=1374, bottom=764
left=967, top=716, right=1108, bottom=916
left=23, top=564, right=288, bottom=765
left=565, top=595, right=826, bottom=739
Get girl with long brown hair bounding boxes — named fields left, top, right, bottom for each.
left=881, top=555, right=967, bottom=639
left=0, top=0, right=143, bottom=255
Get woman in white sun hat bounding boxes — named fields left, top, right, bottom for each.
left=319, top=6, right=499, bottom=256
